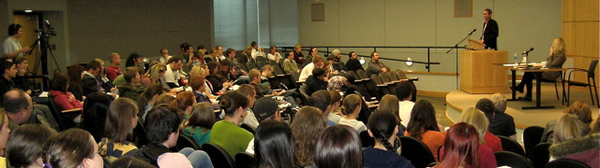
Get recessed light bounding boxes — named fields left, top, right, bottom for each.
left=24, top=10, right=33, bottom=13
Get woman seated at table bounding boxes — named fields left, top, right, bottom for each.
left=512, top=37, right=566, bottom=100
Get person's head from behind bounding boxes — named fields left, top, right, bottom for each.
left=551, top=37, right=566, bottom=55
left=184, top=102, right=216, bottom=130
left=237, top=84, right=257, bottom=108
left=220, top=91, right=249, bottom=123
left=290, top=106, right=327, bottom=167
left=111, top=157, right=156, bottom=168
left=67, top=64, right=85, bottom=84
left=310, top=90, right=332, bottom=115
left=81, top=92, right=114, bottom=141
left=395, top=81, right=414, bottom=101
left=154, top=94, right=175, bottom=106
left=51, top=72, right=70, bottom=93
left=6, top=124, right=56, bottom=168
left=340, top=94, right=362, bottom=117
left=255, top=120, right=294, bottom=168
left=459, top=107, right=489, bottom=143
left=171, top=91, right=196, bottom=115
left=407, top=100, right=439, bottom=139
left=490, top=93, right=507, bottom=113
left=327, top=76, right=348, bottom=91
left=311, top=67, right=326, bottom=81
left=564, top=100, right=593, bottom=125
left=254, top=97, right=282, bottom=123
left=328, top=90, right=342, bottom=112
left=105, top=98, right=139, bottom=143
left=378, top=94, right=400, bottom=122
left=138, top=83, right=165, bottom=117
left=368, top=111, right=400, bottom=152
left=314, top=125, right=362, bottom=168
left=475, top=98, right=496, bottom=115
left=189, top=75, right=206, bottom=92
left=145, top=104, right=182, bottom=148
left=437, top=122, right=480, bottom=168
left=3, top=89, right=32, bottom=124
left=553, top=113, right=590, bottom=143
left=43, top=128, right=102, bottom=168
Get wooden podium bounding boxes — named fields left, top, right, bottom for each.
left=460, top=49, right=509, bottom=94
left=468, top=39, right=485, bottom=50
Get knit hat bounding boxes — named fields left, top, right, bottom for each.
left=157, top=153, right=192, bottom=168
left=331, top=49, right=341, bottom=57
left=328, top=76, right=347, bottom=91
left=253, top=97, right=280, bottom=122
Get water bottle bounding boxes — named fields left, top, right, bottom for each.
left=513, top=53, right=518, bottom=64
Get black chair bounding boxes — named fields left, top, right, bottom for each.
left=371, top=74, right=392, bottom=95
left=133, top=120, right=148, bottom=148
left=356, top=69, right=369, bottom=79
left=256, top=56, right=268, bottom=69
left=495, top=151, right=534, bottom=168
left=235, top=152, right=256, bottom=168
left=524, top=126, right=545, bottom=161
left=202, top=142, right=235, bottom=168
left=539, top=74, right=563, bottom=101
left=246, top=62, right=258, bottom=70
left=359, top=130, right=374, bottom=148
left=47, top=95, right=76, bottom=131
left=176, top=134, right=201, bottom=150
left=240, top=123, right=256, bottom=135
left=399, top=136, right=436, bottom=168
left=298, top=84, right=311, bottom=106
left=532, top=142, right=551, bottom=168
left=347, top=71, right=359, bottom=80
left=545, top=159, right=591, bottom=168
left=498, top=135, right=526, bottom=157
left=396, top=70, right=408, bottom=79
left=268, top=60, right=285, bottom=75
left=564, top=60, right=599, bottom=107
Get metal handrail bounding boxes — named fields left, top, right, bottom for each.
left=281, top=46, right=466, bottom=72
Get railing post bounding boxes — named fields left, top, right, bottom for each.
left=427, top=47, right=431, bottom=72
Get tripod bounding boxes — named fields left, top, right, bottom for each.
left=28, top=29, right=61, bottom=90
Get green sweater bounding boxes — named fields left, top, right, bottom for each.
left=183, top=126, right=211, bottom=147
left=209, top=120, right=253, bottom=157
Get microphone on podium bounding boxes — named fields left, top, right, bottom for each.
left=468, top=29, right=477, bottom=35
left=522, top=48, right=534, bottom=55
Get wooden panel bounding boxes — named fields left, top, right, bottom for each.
left=459, top=50, right=509, bottom=93
left=562, top=0, right=576, bottom=21
left=562, top=22, right=576, bottom=56
left=575, top=0, right=600, bottom=21
left=574, top=22, right=599, bottom=57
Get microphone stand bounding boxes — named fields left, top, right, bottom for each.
left=446, top=30, right=474, bottom=89
left=523, top=52, right=534, bottom=70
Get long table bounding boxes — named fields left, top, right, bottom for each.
left=503, top=66, right=565, bottom=109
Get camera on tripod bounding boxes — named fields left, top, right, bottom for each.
left=34, top=20, right=56, bottom=37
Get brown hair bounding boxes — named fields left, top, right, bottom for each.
left=154, top=94, right=175, bottom=106
left=189, top=75, right=206, bottom=92
left=291, top=106, right=328, bottom=167
left=51, top=72, right=70, bottom=92
left=44, top=128, right=96, bottom=168
left=328, top=90, right=342, bottom=104
left=378, top=94, right=400, bottom=121
left=564, top=101, right=593, bottom=124
left=171, top=91, right=195, bottom=112
left=105, top=98, right=138, bottom=143
left=182, top=102, right=216, bottom=134
left=137, top=84, right=165, bottom=118
left=340, top=94, right=361, bottom=115
left=124, top=67, right=140, bottom=83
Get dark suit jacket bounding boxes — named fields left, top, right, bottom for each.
left=82, top=75, right=99, bottom=96
left=346, top=59, right=364, bottom=72
left=481, top=19, right=499, bottom=50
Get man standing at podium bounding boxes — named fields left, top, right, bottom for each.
left=479, top=8, right=499, bottom=50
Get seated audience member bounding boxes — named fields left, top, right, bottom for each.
left=189, top=75, right=216, bottom=106
left=292, top=44, right=305, bottom=66
left=6, top=124, right=56, bottom=168
left=219, top=59, right=239, bottom=81
left=4, top=89, right=57, bottom=131
left=50, top=72, right=83, bottom=111
left=310, top=90, right=337, bottom=125
left=435, top=123, right=496, bottom=168
left=346, top=51, right=364, bottom=71
left=552, top=113, right=590, bottom=144
left=549, top=132, right=599, bottom=167
left=303, top=47, right=319, bottom=68
left=291, top=106, right=327, bottom=167
left=459, top=107, right=502, bottom=152
left=250, top=41, right=266, bottom=60
left=244, top=97, right=283, bottom=154
left=406, top=100, right=445, bottom=161
left=171, top=91, right=196, bottom=117
left=337, top=94, right=366, bottom=132
left=79, top=92, right=114, bottom=143
left=314, top=125, right=362, bottom=168
left=248, top=69, right=266, bottom=98
left=396, top=81, right=415, bottom=127
left=305, top=67, right=328, bottom=96
left=106, top=53, right=122, bottom=82
left=592, top=114, right=600, bottom=134
left=178, top=43, right=194, bottom=65
left=330, top=49, right=346, bottom=72
left=255, top=120, right=294, bottom=168
left=488, top=93, right=517, bottom=140
left=43, top=128, right=103, bottom=168
left=541, top=101, right=593, bottom=143
left=141, top=63, right=166, bottom=88
left=225, top=48, right=246, bottom=75
left=327, top=75, right=348, bottom=92
left=182, top=102, right=216, bottom=147
left=344, top=75, right=372, bottom=101
left=378, top=94, right=405, bottom=134
left=118, top=68, right=145, bottom=102
left=238, top=84, right=259, bottom=128
left=206, top=61, right=233, bottom=94
left=125, top=52, right=144, bottom=70
left=253, top=65, right=288, bottom=97
left=135, top=104, right=212, bottom=167
left=0, top=110, right=8, bottom=160
left=209, top=91, right=253, bottom=157
left=283, top=51, right=300, bottom=74
left=161, top=57, right=184, bottom=89
left=158, top=48, right=172, bottom=63
left=82, top=60, right=104, bottom=96
left=111, top=157, right=157, bottom=168
left=328, top=90, right=343, bottom=122
left=13, top=56, right=32, bottom=94
left=240, top=45, right=254, bottom=65
left=112, top=66, right=140, bottom=87
left=298, top=55, right=323, bottom=81
left=137, top=84, right=164, bottom=123
left=267, top=45, right=283, bottom=63
left=99, top=98, right=140, bottom=161
left=94, top=58, right=117, bottom=93
left=154, top=94, right=175, bottom=106
left=67, top=64, right=86, bottom=101
left=366, top=52, right=390, bottom=76
left=0, top=61, right=17, bottom=99
left=364, top=111, right=414, bottom=168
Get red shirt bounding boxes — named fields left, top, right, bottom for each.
left=106, top=66, right=122, bottom=82
left=484, top=131, right=503, bottom=152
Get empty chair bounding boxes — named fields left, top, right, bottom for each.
left=532, top=142, right=551, bottom=168
left=498, top=135, right=526, bottom=157
left=268, top=60, right=285, bottom=75
left=545, top=159, right=591, bottom=168
left=494, top=151, right=533, bottom=168
left=564, top=60, right=599, bottom=107
left=235, top=152, right=256, bottom=168
left=356, top=69, right=369, bottom=79
left=256, top=56, right=268, bottom=69
left=347, top=71, right=360, bottom=81
left=202, top=142, right=235, bottom=168
left=524, top=126, right=545, bottom=161
left=396, top=70, right=408, bottom=79
left=246, top=61, right=258, bottom=70
left=399, top=136, right=436, bottom=168
left=298, top=84, right=311, bottom=106
left=177, top=134, right=201, bottom=150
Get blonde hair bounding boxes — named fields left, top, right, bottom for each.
left=490, top=93, right=507, bottom=113
left=144, top=63, right=166, bottom=84
left=551, top=37, right=566, bottom=55
left=459, top=107, right=489, bottom=143
left=378, top=95, right=400, bottom=121
left=564, top=101, right=593, bottom=124
left=553, top=113, right=590, bottom=143
left=189, top=65, right=206, bottom=79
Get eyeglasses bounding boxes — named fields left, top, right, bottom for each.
left=24, top=102, right=35, bottom=111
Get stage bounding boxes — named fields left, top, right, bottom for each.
left=445, top=82, right=599, bottom=143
